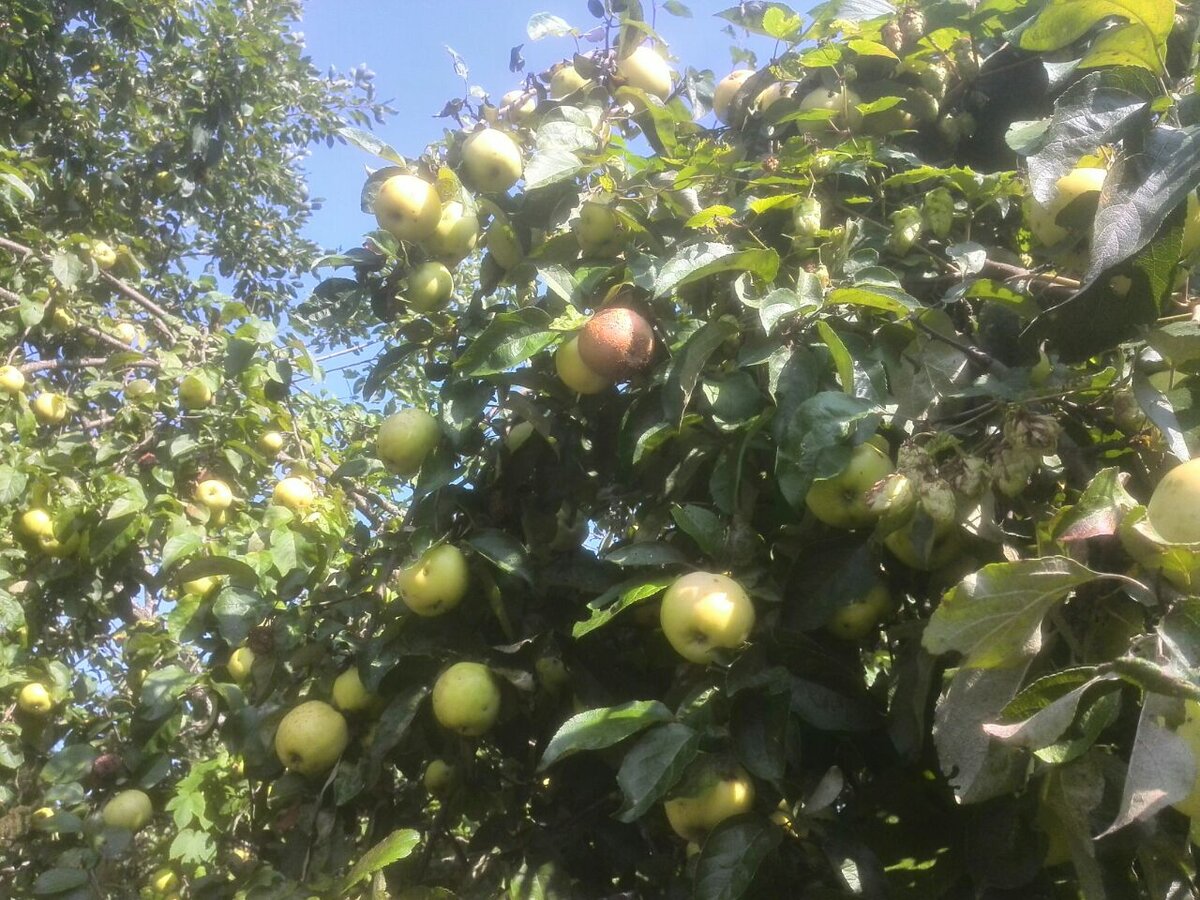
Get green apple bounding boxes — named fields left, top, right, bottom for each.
left=555, top=335, right=610, bottom=394
left=406, top=261, right=454, bottom=313
left=884, top=517, right=962, bottom=571
left=227, top=646, right=256, bottom=683
left=660, top=571, right=755, bottom=664
left=18, top=682, right=53, bottom=715
left=398, top=544, right=470, bottom=616
left=332, top=667, right=374, bottom=713
left=756, top=81, right=789, bottom=112
left=0, top=365, right=25, bottom=395
left=148, top=867, right=179, bottom=895
left=714, top=69, right=754, bottom=123
left=506, top=420, right=535, bottom=452
left=805, top=442, right=894, bottom=529
left=1027, top=166, right=1106, bottom=247
left=272, top=476, right=315, bottom=512
left=795, top=84, right=862, bottom=133
left=112, top=321, right=139, bottom=346
left=573, top=202, right=624, bottom=256
left=1147, top=458, right=1200, bottom=543
left=17, top=508, right=54, bottom=540
left=374, top=174, right=442, bottom=242
left=125, top=378, right=154, bottom=401
left=663, top=759, right=755, bottom=842
left=424, top=201, right=480, bottom=264
left=1173, top=700, right=1200, bottom=817
left=178, top=371, right=213, bottom=410
left=274, top=700, right=349, bottom=776
left=431, top=661, right=501, bottom=736
left=1183, top=192, right=1200, bottom=260
left=423, top=758, right=457, bottom=796
left=90, top=240, right=117, bottom=270
left=102, top=789, right=153, bottom=831
left=377, top=408, right=440, bottom=476
left=182, top=575, right=219, bottom=597
left=461, top=128, right=523, bottom=194
left=194, top=478, right=233, bottom=511
left=484, top=219, right=523, bottom=270
left=32, top=392, right=68, bottom=424
left=616, top=45, right=673, bottom=100
left=49, top=307, right=75, bottom=331
left=827, top=583, right=894, bottom=640
left=535, top=656, right=570, bottom=692
left=550, top=63, right=591, bottom=99
left=259, top=430, right=285, bottom=455
left=500, top=89, right=537, bottom=123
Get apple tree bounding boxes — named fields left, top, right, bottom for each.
left=6, top=0, right=1200, bottom=898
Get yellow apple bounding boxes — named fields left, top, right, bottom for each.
left=616, top=46, right=673, bottom=100
left=663, top=759, right=755, bottom=842
left=795, top=85, right=862, bottom=133
left=227, top=646, right=256, bottom=683
left=550, top=63, right=591, bottom=99
left=17, top=508, right=54, bottom=540
left=178, top=371, right=213, bottom=410
left=102, top=789, right=153, bottom=831
left=461, top=128, right=523, bottom=194
left=32, top=392, right=68, bottom=424
left=805, top=442, right=894, bottom=529
left=660, top=571, right=755, bottom=664
left=148, top=867, right=179, bottom=894
left=431, top=661, right=501, bottom=736
left=1147, top=458, right=1200, bottom=543
left=398, top=544, right=470, bottom=616
left=0, top=365, right=25, bottom=395
left=756, top=81, right=790, bottom=112
left=573, top=202, right=624, bottom=256
left=90, top=240, right=117, bottom=270
left=259, top=430, right=285, bottom=455
left=485, top=219, right=524, bottom=270
left=112, top=321, right=139, bottom=346
left=406, top=261, right=454, bottom=313
left=332, top=667, right=374, bottom=713
left=194, top=478, right=233, bottom=511
left=272, top=476, right=315, bottom=512
left=182, top=575, right=219, bottom=597
left=377, top=408, right=440, bottom=476
left=423, top=758, right=456, bottom=796
left=274, top=700, right=349, bottom=776
left=555, top=335, right=610, bottom=394
left=125, top=378, right=154, bottom=401
left=50, top=307, right=75, bottom=331
left=1027, top=166, right=1106, bottom=247
left=18, top=682, right=53, bottom=715
left=500, top=89, right=537, bottom=123
left=827, top=583, right=894, bottom=640
left=374, top=174, right=442, bottom=242
left=714, top=69, right=755, bottom=123
left=424, top=201, right=480, bottom=264
left=31, top=807, right=55, bottom=825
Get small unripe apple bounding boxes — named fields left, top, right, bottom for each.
left=194, top=478, right=233, bottom=511
left=102, top=789, right=153, bottom=831
left=1147, top=458, right=1200, bottom=543
left=432, top=661, right=501, bottom=736
left=377, top=408, right=440, bottom=477
left=616, top=45, right=673, bottom=100
left=90, top=240, right=118, bottom=270
left=112, top=321, right=140, bottom=346
left=1027, top=166, right=1106, bottom=247
left=423, top=758, right=457, bottom=796
left=125, top=378, right=154, bottom=401
left=272, top=476, right=315, bottom=512
left=0, top=365, right=25, bottom=395
left=664, top=759, right=755, bottom=842
left=555, top=335, right=610, bottom=394
left=406, top=261, right=454, bottom=313
left=18, top=682, right=53, bottom=715
left=18, top=508, right=54, bottom=540
left=148, top=867, right=179, bottom=895
left=485, top=219, right=523, bottom=270
left=332, top=667, right=374, bottom=713
left=178, top=371, right=213, bottom=410
left=713, top=69, right=754, bottom=123
left=274, top=700, right=349, bottom=776
left=550, top=63, right=591, bottom=99
left=795, top=85, right=862, bottom=133
left=660, top=571, right=755, bottom=664
left=424, top=201, right=480, bottom=264
left=756, top=81, right=790, bottom=112
left=227, top=646, right=256, bottom=683
left=500, top=89, right=537, bottom=123
left=884, top=518, right=962, bottom=571
left=805, top=442, right=894, bottom=529
left=259, top=430, right=285, bottom=455
left=461, top=129, right=523, bottom=194
left=827, top=583, right=894, bottom=640
left=32, top=392, right=68, bottom=424
left=573, top=202, right=624, bottom=257
left=182, top=575, right=219, bottom=597
left=374, top=174, right=442, bottom=242
left=398, top=544, right=470, bottom=616
left=50, top=307, right=75, bottom=331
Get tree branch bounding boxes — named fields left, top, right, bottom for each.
left=19, top=357, right=161, bottom=374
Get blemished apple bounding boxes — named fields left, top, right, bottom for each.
left=0, top=365, right=25, bottom=395
left=332, top=667, right=374, bottom=713
left=178, top=371, right=213, bottom=410
left=102, top=789, right=153, bottom=831
left=374, top=174, right=443, bottom=242
left=18, top=682, right=53, bottom=715
left=377, top=408, right=440, bottom=476
left=32, top=392, right=68, bottom=424
left=550, top=63, right=591, bottom=99
left=406, top=261, right=454, bottom=313
left=272, top=476, right=315, bottom=512
left=713, top=69, right=754, bottom=123
left=461, top=128, right=523, bottom=194
left=663, top=758, right=755, bottom=842
left=274, top=700, right=349, bottom=776
left=194, top=478, right=233, bottom=511
left=660, top=571, right=755, bottom=664
left=432, top=661, right=501, bottom=736
left=227, top=646, right=256, bottom=683
left=578, top=306, right=655, bottom=380
left=424, top=201, right=480, bottom=264
left=424, top=758, right=457, bottom=796
left=259, top=430, right=285, bottom=455
left=827, top=583, right=894, bottom=640
left=573, top=202, right=624, bottom=256
left=805, top=442, right=894, bottom=529
left=1147, top=458, right=1200, bottom=543
left=795, top=85, right=863, bottom=133
left=1027, top=166, right=1106, bottom=247
left=616, top=45, right=673, bottom=100
left=555, top=335, right=610, bottom=394
left=398, top=544, right=470, bottom=616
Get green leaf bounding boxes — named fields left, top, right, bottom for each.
left=169, top=827, right=216, bottom=864
left=922, top=558, right=1100, bottom=669
left=653, top=243, right=780, bottom=299
left=1053, top=467, right=1138, bottom=542
left=815, top=320, right=854, bottom=394
left=453, top=308, right=557, bottom=376
left=33, top=868, right=89, bottom=895
left=663, top=317, right=739, bottom=427
left=161, top=529, right=204, bottom=570
left=40, top=744, right=99, bottom=784
left=337, top=126, right=405, bottom=165
left=467, top=529, right=531, bottom=584
left=0, top=466, right=29, bottom=504
left=539, top=700, right=674, bottom=770
left=827, top=285, right=918, bottom=316
left=212, top=589, right=270, bottom=646
left=139, top=665, right=193, bottom=719
left=694, top=817, right=782, bottom=900
left=616, top=723, right=701, bottom=822
left=524, top=148, right=584, bottom=191
left=572, top=575, right=674, bottom=638
left=175, top=556, right=259, bottom=587
left=1020, top=0, right=1173, bottom=73
left=528, top=12, right=575, bottom=40
left=602, top=543, right=690, bottom=567
left=338, top=829, right=420, bottom=896
left=671, top=504, right=724, bottom=558
left=774, top=392, right=878, bottom=511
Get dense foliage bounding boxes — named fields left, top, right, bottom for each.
left=4, top=0, right=1200, bottom=898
